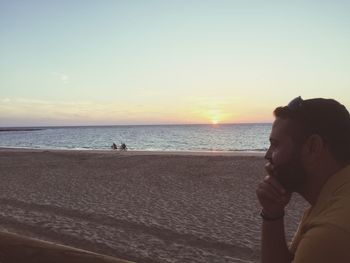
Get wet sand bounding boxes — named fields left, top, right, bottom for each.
left=0, top=149, right=307, bottom=263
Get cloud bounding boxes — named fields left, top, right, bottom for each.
left=0, top=98, right=153, bottom=124
left=1, top=98, right=11, bottom=103
left=52, top=72, right=70, bottom=84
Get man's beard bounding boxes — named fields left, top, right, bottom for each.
left=269, top=151, right=307, bottom=193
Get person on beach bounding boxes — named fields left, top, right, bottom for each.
left=256, top=96, right=350, bottom=263
left=120, top=143, right=127, bottom=151
left=111, top=143, right=118, bottom=150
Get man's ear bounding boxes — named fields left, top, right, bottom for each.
left=304, top=134, right=324, bottom=160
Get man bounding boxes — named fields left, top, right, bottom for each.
left=256, top=96, right=350, bottom=263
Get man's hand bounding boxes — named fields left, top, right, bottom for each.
left=256, top=171, right=291, bottom=218
left=257, top=170, right=294, bottom=263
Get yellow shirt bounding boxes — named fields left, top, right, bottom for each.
left=289, top=165, right=350, bottom=263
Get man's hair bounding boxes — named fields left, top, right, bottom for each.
left=274, top=98, right=350, bottom=164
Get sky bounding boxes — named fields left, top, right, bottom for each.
left=1, top=0, right=349, bottom=126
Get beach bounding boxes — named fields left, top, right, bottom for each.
left=0, top=148, right=307, bottom=263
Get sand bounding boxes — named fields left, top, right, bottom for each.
left=0, top=148, right=307, bottom=263
left=0, top=231, right=133, bottom=263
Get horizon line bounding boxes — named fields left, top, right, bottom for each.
left=0, top=121, right=273, bottom=129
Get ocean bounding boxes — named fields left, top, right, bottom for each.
left=0, top=123, right=272, bottom=152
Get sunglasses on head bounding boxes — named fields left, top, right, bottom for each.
left=287, top=96, right=304, bottom=110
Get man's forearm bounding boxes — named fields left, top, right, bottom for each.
left=261, top=218, right=292, bottom=263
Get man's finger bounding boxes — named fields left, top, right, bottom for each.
left=264, top=175, right=287, bottom=195
left=257, top=181, right=281, bottom=200
left=257, top=182, right=287, bottom=204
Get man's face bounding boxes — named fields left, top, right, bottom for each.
left=265, top=118, right=307, bottom=193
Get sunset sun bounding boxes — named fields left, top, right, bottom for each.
left=211, top=119, right=219, bottom=125
left=207, top=109, right=223, bottom=125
